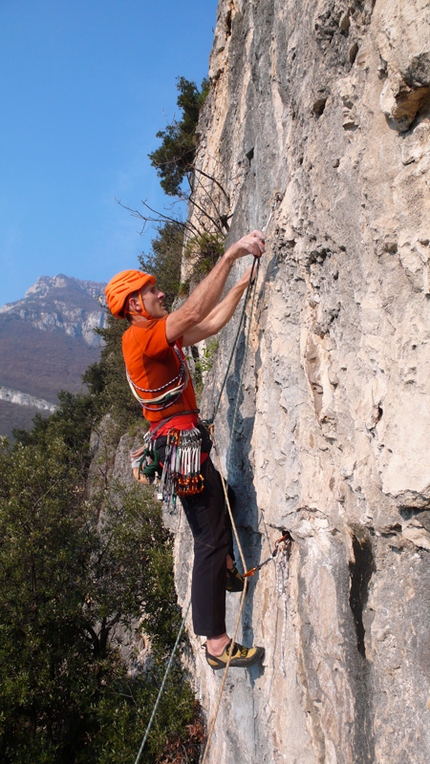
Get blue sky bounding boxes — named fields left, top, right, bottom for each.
left=0, top=0, right=217, bottom=307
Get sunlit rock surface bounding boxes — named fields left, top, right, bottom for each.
left=173, top=1, right=430, bottom=762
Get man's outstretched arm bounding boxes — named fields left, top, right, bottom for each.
left=165, top=231, right=265, bottom=344
left=182, top=266, right=253, bottom=346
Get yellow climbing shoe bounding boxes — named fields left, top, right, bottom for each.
left=226, top=564, right=245, bottom=592
left=205, top=641, right=265, bottom=670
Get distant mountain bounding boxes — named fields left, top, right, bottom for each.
left=0, top=275, right=107, bottom=437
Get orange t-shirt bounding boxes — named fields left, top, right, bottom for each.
left=122, top=316, right=198, bottom=424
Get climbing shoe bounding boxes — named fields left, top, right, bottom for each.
left=206, top=641, right=265, bottom=670
left=226, top=564, right=245, bottom=592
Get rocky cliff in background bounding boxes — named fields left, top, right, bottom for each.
left=0, top=275, right=106, bottom=436
left=171, top=1, right=430, bottom=762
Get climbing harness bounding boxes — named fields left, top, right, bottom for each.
left=131, top=424, right=204, bottom=505
left=126, top=345, right=190, bottom=412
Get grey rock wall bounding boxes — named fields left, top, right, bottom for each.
left=174, top=1, right=430, bottom=762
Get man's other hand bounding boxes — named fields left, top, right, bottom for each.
left=226, top=230, right=266, bottom=261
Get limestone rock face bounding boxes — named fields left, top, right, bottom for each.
left=173, top=1, right=430, bottom=762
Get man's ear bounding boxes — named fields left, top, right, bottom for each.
left=127, top=296, right=141, bottom=313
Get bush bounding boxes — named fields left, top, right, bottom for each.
left=184, top=231, right=225, bottom=283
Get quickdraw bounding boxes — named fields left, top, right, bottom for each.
left=159, top=427, right=204, bottom=507
left=243, top=531, right=292, bottom=578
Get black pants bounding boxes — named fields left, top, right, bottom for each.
left=180, top=456, right=234, bottom=637
left=154, top=426, right=234, bottom=637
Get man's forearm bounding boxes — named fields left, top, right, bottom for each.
left=165, top=252, right=235, bottom=343
left=182, top=277, right=249, bottom=346
left=183, top=250, right=236, bottom=324
left=165, top=231, right=265, bottom=344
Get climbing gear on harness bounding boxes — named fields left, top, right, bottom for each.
left=131, top=427, right=205, bottom=504
left=226, top=564, right=245, bottom=592
left=129, top=410, right=202, bottom=492
left=243, top=532, right=292, bottom=578
left=105, top=269, right=155, bottom=318
left=130, top=445, right=162, bottom=485
left=205, top=640, right=265, bottom=670
left=159, top=426, right=205, bottom=506
left=126, top=346, right=190, bottom=412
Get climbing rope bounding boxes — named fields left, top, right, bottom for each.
left=200, top=256, right=262, bottom=764
left=208, top=254, right=260, bottom=426
left=133, top=598, right=191, bottom=764
left=275, top=536, right=292, bottom=678
left=200, top=209, right=294, bottom=762
left=131, top=261, right=259, bottom=764
left=199, top=434, right=248, bottom=764
left=133, top=211, right=281, bottom=763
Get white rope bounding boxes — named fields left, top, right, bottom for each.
left=275, top=541, right=290, bottom=678
left=133, top=209, right=277, bottom=763
left=133, top=598, right=192, bottom=764
left=200, top=434, right=249, bottom=764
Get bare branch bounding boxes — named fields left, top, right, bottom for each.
left=188, top=172, right=231, bottom=232
left=115, top=198, right=200, bottom=238
left=193, top=166, right=230, bottom=204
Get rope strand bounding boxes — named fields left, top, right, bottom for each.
left=133, top=599, right=191, bottom=764
left=208, top=256, right=260, bottom=425
left=200, top=259, right=261, bottom=764
left=132, top=216, right=273, bottom=763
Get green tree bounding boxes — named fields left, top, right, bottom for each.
left=0, top=71, right=216, bottom=764
left=0, top=406, right=201, bottom=762
left=139, top=220, right=184, bottom=309
left=83, top=313, right=141, bottom=437
left=149, top=76, right=209, bottom=196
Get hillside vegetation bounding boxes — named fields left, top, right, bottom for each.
left=0, top=327, right=207, bottom=762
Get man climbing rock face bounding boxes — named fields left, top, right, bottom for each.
left=105, top=230, right=266, bottom=669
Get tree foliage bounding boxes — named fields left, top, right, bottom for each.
left=184, top=231, right=225, bottom=283
left=148, top=77, right=209, bottom=197
left=139, top=220, right=184, bottom=310
left=0, top=393, right=202, bottom=762
left=82, top=313, right=140, bottom=437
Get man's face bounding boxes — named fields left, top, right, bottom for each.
left=140, top=282, right=168, bottom=318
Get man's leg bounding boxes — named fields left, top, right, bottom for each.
left=180, top=455, right=265, bottom=669
left=180, top=457, right=232, bottom=638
